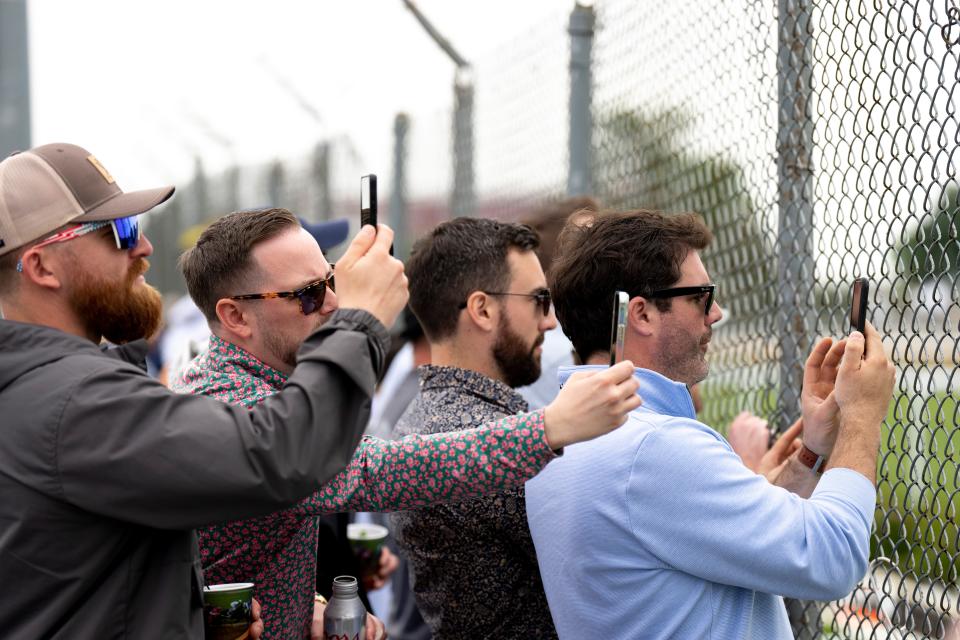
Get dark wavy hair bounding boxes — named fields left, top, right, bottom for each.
left=551, top=209, right=712, bottom=362
left=406, top=217, right=539, bottom=341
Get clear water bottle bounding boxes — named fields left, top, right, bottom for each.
left=323, top=575, right=367, bottom=640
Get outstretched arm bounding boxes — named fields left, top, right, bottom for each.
left=291, top=360, right=642, bottom=515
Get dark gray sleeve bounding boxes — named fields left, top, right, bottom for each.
left=54, top=309, right=389, bottom=530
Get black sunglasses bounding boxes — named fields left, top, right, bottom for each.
left=230, top=270, right=335, bottom=316
left=458, top=289, right=553, bottom=316
left=643, top=284, right=716, bottom=315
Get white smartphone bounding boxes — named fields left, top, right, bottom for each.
left=609, top=291, right=629, bottom=366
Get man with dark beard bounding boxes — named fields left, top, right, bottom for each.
left=390, top=217, right=563, bottom=639
left=0, top=142, right=410, bottom=639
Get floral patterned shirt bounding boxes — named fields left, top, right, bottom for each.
left=391, top=365, right=560, bottom=640
left=172, top=336, right=555, bottom=640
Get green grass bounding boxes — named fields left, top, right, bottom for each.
left=873, top=393, right=959, bottom=584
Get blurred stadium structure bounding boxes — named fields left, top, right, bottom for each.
left=144, top=1, right=958, bottom=636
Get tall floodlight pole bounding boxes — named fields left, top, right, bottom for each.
left=0, top=0, right=31, bottom=158
left=402, top=0, right=475, bottom=218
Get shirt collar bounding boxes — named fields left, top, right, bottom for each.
left=205, top=335, right=288, bottom=391
left=557, top=365, right=696, bottom=420
left=419, top=364, right=527, bottom=413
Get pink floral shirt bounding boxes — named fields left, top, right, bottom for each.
left=172, top=335, right=555, bottom=639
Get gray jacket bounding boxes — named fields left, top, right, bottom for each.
left=0, top=309, right=388, bottom=639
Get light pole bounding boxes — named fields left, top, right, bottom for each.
left=402, top=0, right=475, bottom=218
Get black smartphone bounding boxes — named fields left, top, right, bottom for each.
left=850, top=277, right=869, bottom=355
left=361, top=174, right=377, bottom=229
left=609, top=291, right=629, bottom=366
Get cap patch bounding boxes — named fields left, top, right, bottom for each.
left=86, top=155, right=115, bottom=184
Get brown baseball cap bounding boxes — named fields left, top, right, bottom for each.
left=0, top=143, right=175, bottom=256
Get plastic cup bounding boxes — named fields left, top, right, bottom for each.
left=346, top=523, right=389, bottom=578
left=203, top=582, right=254, bottom=640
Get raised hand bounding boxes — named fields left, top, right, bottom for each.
left=726, top=411, right=770, bottom=472
left=799, top=336, right=847, bottom=457
left=759, top=418, right=803, bottom=482
left=334, top=225, right=408, bottom=329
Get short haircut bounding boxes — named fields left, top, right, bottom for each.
left=178, top=208, right=299, bottom=323
left=406, top=217, right=539, bottom=341
left=551, top=209, right=713, bottom=362
left=0, top=247, right=24, bottom=297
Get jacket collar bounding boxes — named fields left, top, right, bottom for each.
left=557, top=365, right=696, bottom=420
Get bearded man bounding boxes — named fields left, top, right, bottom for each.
left=0, top=142, right=408, bottom=638
left=390, top=217, right=566, bottom=639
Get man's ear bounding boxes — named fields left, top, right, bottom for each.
left=18, top=248, right=64, bottom=291
left=462, top=291, right=498, bottom=333
left=215, top=298, right=254, bottom=340
left=628, top=295, right=657, bottom=337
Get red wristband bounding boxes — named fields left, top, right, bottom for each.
left=797, top=444, right=827, bottom=474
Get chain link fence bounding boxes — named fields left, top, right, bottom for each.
left=399, top=1, right=958, bottom=637
left=146, top=1, right=958, bottom=636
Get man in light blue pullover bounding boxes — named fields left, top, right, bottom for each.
left=525, top=210, right=896, bottom=639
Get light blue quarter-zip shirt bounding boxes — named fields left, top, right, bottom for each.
left=526, top=366, right=876, bottom=639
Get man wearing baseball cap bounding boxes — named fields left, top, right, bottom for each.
left=0, top=143, right=408, bottom=638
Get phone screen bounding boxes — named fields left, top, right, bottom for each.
left=609, top=291, right=629, bottom=366
left=361, top=174, right=377, bottom=228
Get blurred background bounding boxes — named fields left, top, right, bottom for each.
left=3, top=0, right=958, bottom=637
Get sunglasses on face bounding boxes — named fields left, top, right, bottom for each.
left=458, top=289, right=553, bottom=316
left=229, top=271, right=335, bottom=316
left=643, top=284, right=717, bottom=315
left=16, top=216, right=142, bottom=272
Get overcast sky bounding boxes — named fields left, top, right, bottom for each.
left=28, top=0, right=568, bottom=192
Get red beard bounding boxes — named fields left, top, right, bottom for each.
left=67, top=257, right=163, bottom=344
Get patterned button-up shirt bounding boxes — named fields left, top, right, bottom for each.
left=391, top=365, right=559, bottom=639
left=172, top=336, right=555, bottom=639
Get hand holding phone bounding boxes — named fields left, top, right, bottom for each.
left=609, top=291, right=629, bottom=366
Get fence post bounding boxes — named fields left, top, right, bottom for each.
left=0, top=0, right=31, bottom=158
left=776, top=0, right=816, bottom=432
left=311, top=142, right=332, bottom=220
left=568, top=1, right=595, bottom=197
left=451, top=67, right=476, bottom=218
left=267, top=160, right=285, bottom=209
left=224, top=165, right=240, bottom=213
left=391, top=113, right=410, bottom=258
